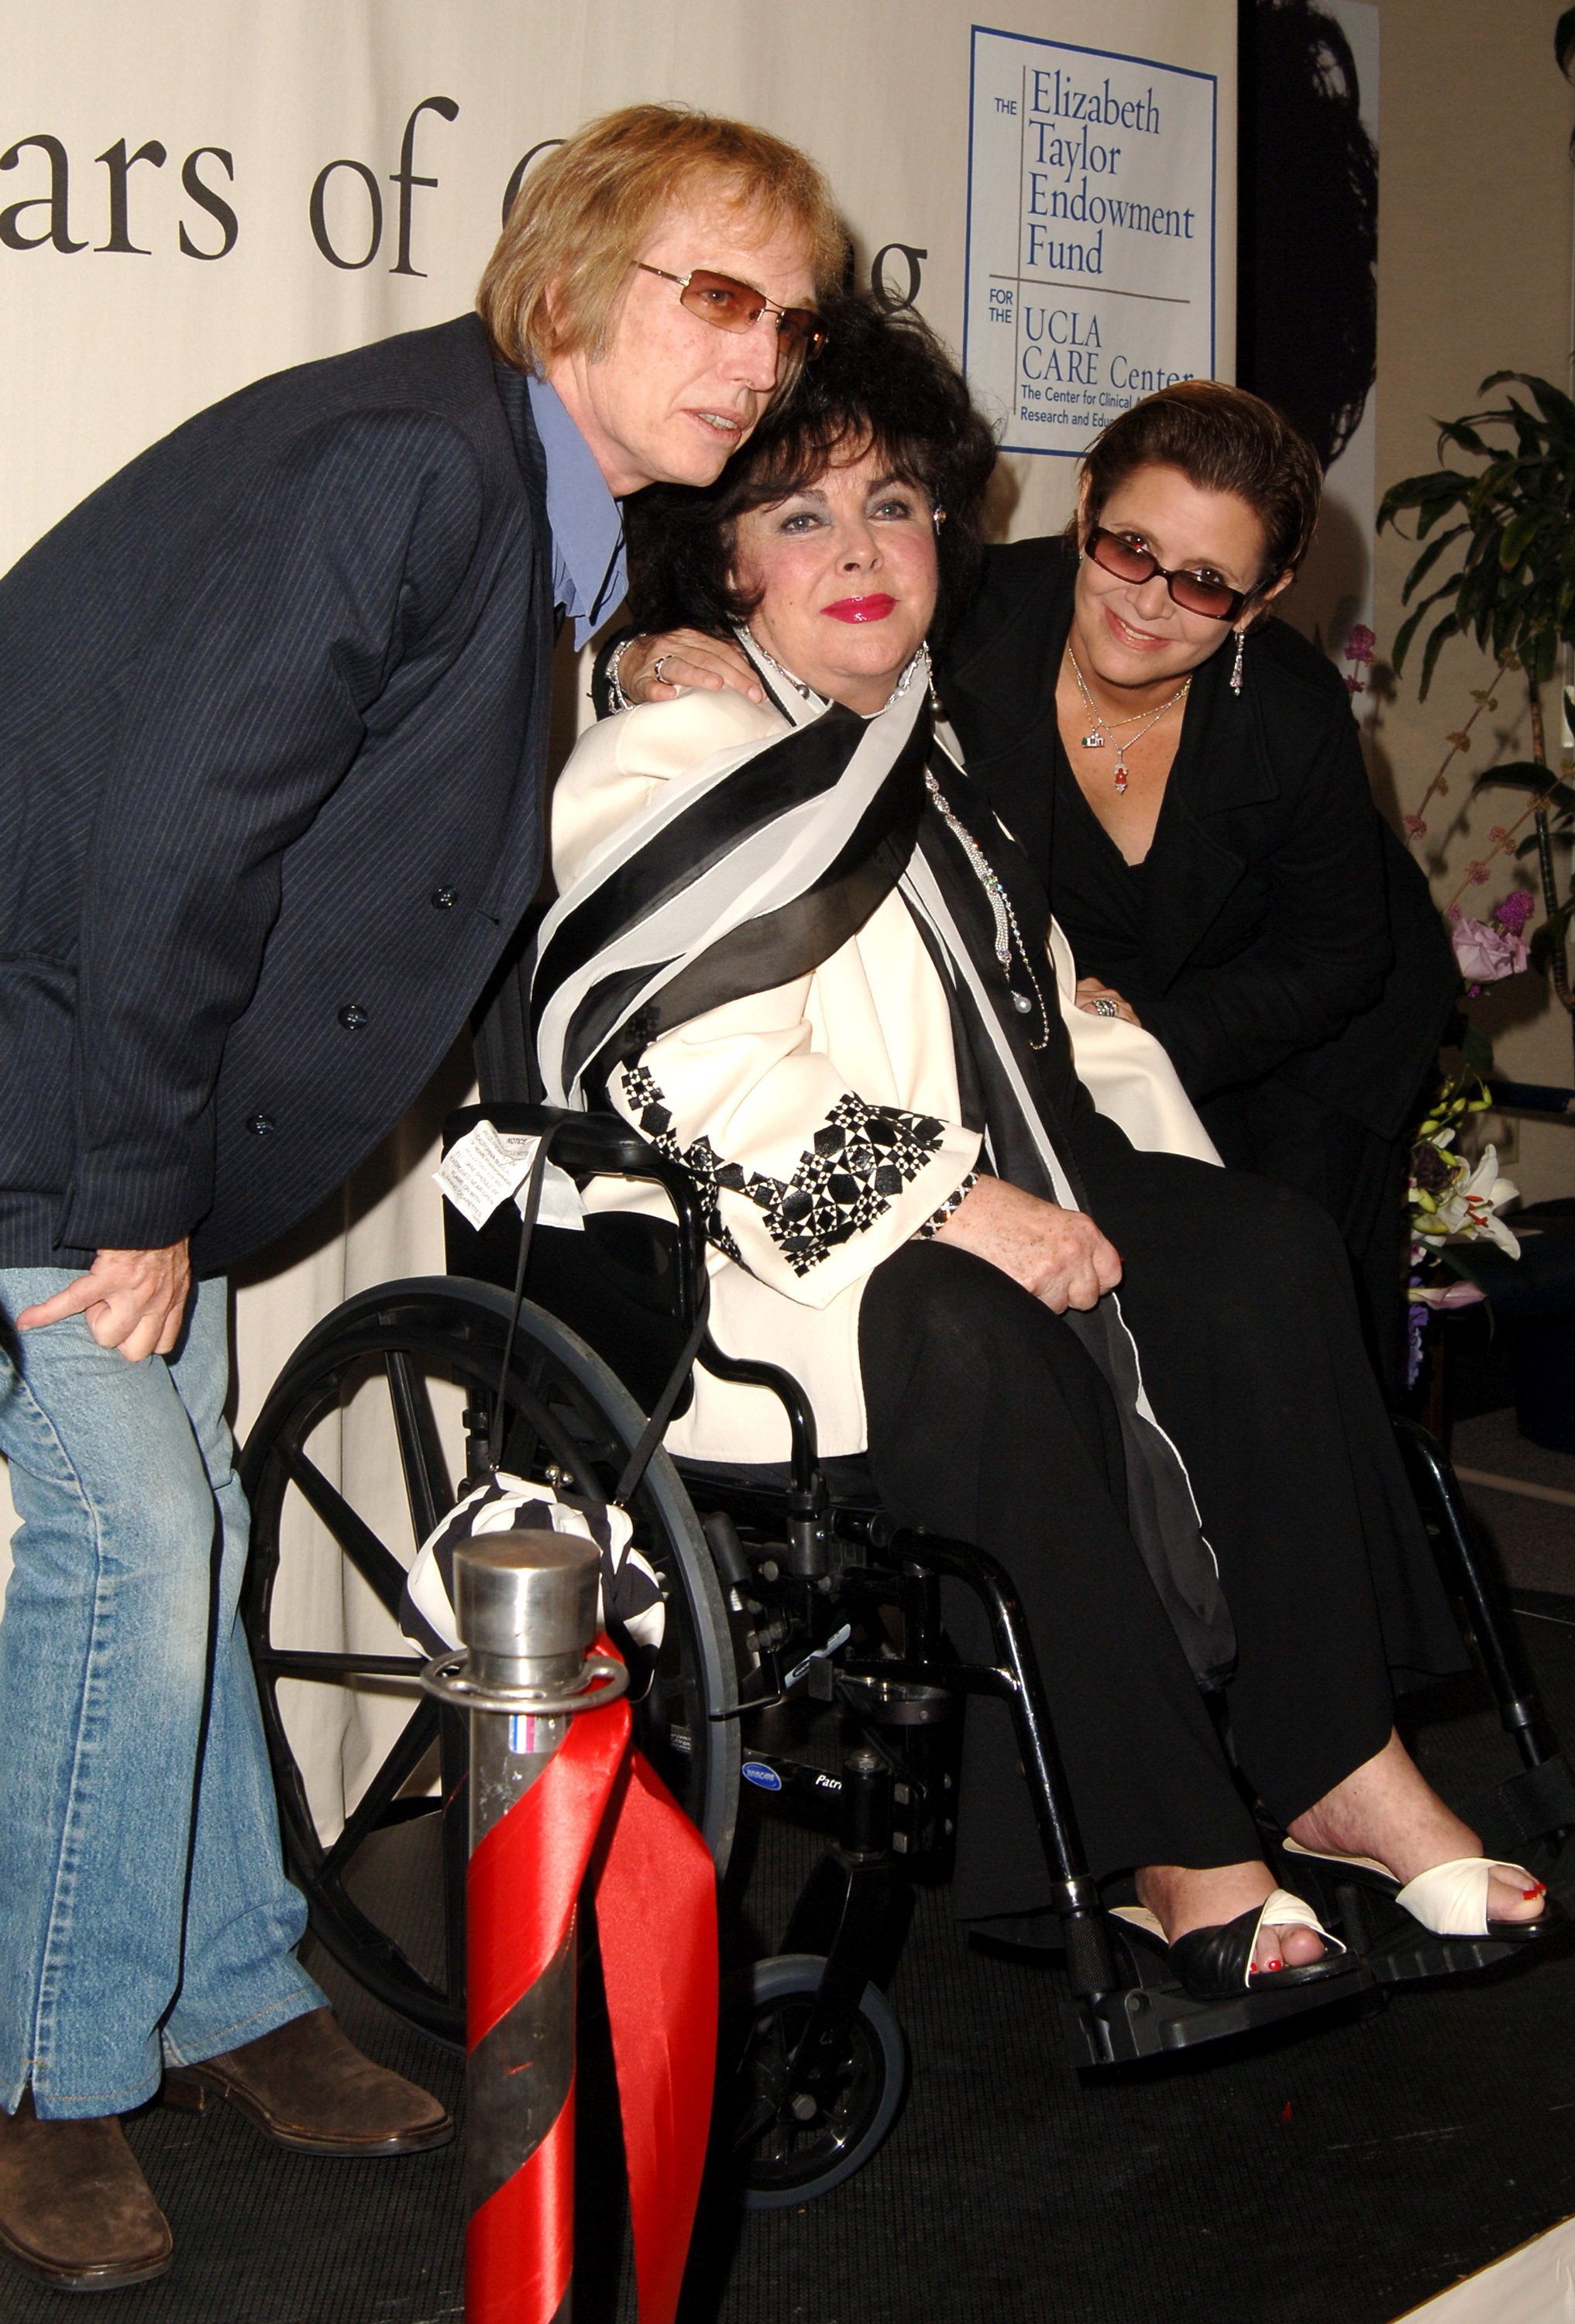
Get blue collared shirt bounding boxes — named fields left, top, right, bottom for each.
left=526, top=374, right=627, bottom=648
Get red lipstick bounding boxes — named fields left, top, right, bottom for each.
left=823, top=594, right=896, bottom=623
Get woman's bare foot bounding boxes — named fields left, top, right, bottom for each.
left=1136, top=1861, right=1329, bottom=1973
left=1288, top=1728, right=1546, bottom=1926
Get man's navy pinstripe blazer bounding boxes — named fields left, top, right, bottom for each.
left=0, top=313, right=555, bottom=1275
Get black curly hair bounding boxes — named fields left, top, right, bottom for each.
left=624, top=293, right=999, bottom=645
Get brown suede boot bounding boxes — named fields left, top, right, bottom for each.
left=0, top=2089, right=174, bottom=2291
left=163, top=2008, right=453, bottom=2156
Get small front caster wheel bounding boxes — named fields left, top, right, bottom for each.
left=722, top=1952, right=908, bottom=2208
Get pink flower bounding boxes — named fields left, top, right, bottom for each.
left=1404, top=813, right=1428, bottom=840
left=1494, top=888, right=1535, bottom=936
left=1450, top=912, right=1530, bottom=982
left=1344, top=624, right=1376, bottom=665
left=1412, top=1280, right=1487, bottom=1311
left=1345, top=673, right=1366, bottom=696
left=1467, top=861, right=1489, bottom=885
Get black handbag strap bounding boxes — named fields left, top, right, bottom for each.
left=489, top=1121, right=710, bottom=1508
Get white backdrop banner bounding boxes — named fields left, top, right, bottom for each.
left=1, top=0, right=1235, bottom=1817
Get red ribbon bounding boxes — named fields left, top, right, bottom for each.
left=466, top=1662, right=718, bottom=2324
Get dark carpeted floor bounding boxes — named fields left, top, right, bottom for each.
left=9, top=1417, right=1575, bottom=2324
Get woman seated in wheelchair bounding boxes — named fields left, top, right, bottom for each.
left=531, top=294, right=1550, bottom=2002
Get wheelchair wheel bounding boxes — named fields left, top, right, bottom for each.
left=240, top=1277, right=739, bottom=2046
left=723, top=1954, right=909, bottom=2208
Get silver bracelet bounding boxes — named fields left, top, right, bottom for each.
left=605, top=635, right=637, bottom=712
left=917, top=1168, right=978, bottom=1239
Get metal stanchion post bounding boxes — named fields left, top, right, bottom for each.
left=422, top=1528, right=628, bottom=2324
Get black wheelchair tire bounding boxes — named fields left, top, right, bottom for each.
left=239, top=1277, right=739, bottom=2046
left=724, top=1953, right=909, bottom=2208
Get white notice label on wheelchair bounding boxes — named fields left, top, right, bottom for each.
left=434, top=1121, right=586, bottom=1232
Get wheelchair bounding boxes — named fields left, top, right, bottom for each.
left=239, top=1102, right=1575, bottom=2206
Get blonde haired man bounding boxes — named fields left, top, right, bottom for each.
left=0, top=102, right=839, bottom=2292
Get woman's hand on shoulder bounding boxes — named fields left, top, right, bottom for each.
left=618, top=629, right=764, bottom=705
left=934, top=1174, right=1122, bottom=1312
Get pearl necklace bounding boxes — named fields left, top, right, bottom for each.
left=1066, top=648, right=1190, bottom=795
left=923, top=765, right=1051, bottom=1050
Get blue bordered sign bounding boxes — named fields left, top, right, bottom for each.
left=741, top=1760, right=784, bottom=1793
left=964, top=26, right=1218, bottom=458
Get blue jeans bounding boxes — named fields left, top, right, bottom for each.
left=0, top=1271, right=324, bottom=2119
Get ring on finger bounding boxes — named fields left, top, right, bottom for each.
left=652, top=654, right=673, bottom=687
left=1092, top=996, right=1120, bottom=1019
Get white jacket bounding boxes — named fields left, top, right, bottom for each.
left=551, top=688, right=1218, bottom=1463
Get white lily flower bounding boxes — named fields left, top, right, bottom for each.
left=1414, top=1141, right=1521, bottom=1257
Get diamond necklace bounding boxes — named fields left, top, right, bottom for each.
left=741, top=627, right=927, bottom=714
left=1066, top=647, right=1190, bottom=795
left=923, top=765, right=1051, bottom=1050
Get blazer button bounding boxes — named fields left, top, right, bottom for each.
left=246, top=1112, right=277, bottom=1137
left=338, top=1002, right=370, bottom=1031
left=431, top=886, right=457, bottom=909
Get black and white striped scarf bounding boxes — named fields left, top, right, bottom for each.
left=531, top=648, right=1234, bottom=1685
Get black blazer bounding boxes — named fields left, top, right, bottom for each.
left=942, top=537, right=1455, bottom=1141
left=0, top=314, right=554, bottom=1274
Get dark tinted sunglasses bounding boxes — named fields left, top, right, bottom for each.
left=635, top=263, right=827, bottom=358
left=1084, top=526, right=1253, bottom=622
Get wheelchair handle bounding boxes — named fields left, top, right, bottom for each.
left=445, top=1102, right=710, bottom=1333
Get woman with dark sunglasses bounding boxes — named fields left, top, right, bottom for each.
left=938, top=385, right=1456, bottom=1394
left=615, top=381, right=1455, bottom=1392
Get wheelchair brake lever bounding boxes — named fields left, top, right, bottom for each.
left=781, top=1624, right=851, bottom=1693
left=710, top=1622, right=853, bottom=1720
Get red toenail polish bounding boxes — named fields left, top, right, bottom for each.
left=1267, top=1958, right=1282, bottom=1972
left=1524, top=1886, right=1543, bottom=1900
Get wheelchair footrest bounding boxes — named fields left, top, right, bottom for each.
left=1463, top=1753, right=1575, bottom=1855
left=1067, top=1961, right=1375, bottom=2068
left=1283, top=1862, right=1525, bottom=1987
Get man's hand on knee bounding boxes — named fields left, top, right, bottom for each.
left=934, top=1174, right=1122, bottom=1312
left=15, top=1242, right=193, bottom=1360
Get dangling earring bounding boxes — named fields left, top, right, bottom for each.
left=922, top=640, right=944, bottom=714
left=1229, top=627, right=1246, bottom=696
left=933, top=507, right=947, bottom=533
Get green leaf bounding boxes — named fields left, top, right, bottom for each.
left=1460, top=1020, right=1497, bottom=1075
left=1418, top=613, right=1464, bottom=698
left=1500, top=511, right=1543, bottom=569
left=1398, top=525, right=1470, bottom=604
left=1435, top=417, right=1494, bottom=460
left=1504, top=371, right=1575, bottom=441
left=1475, top=761, right=1565, bottom=794
left=1378, top=470, right=1472, bottom=530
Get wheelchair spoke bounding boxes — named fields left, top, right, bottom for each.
left=499, top=1359, right=598, bottom=1497
left=280, top=1446, right=408, bottom=1619
left=256, top=1649, right=423, bottom=1681
left=385, top=1352, right=453, bottom=1547
left=322, top=1695, right=442, bottom=1877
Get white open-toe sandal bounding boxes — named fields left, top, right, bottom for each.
left=1282, top=1839, right=1551, bottom=1944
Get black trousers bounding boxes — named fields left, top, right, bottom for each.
left=857, top=1123, right=1465, bottom=1917
left=1198, top=1077, right=1412, bottom=1399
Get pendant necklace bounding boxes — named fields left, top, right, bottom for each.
left=1066, top=648, right=1190, bottom=795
